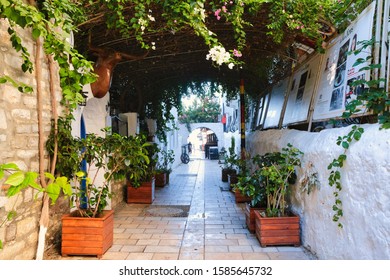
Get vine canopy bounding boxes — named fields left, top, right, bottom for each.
left=0, top=0, right=373, bottom=117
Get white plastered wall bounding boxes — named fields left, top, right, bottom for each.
left=246, top=124, right=390, bottom=259
left=71, top=84, right=111, bottom=208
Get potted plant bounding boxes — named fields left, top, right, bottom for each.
left=154, top=149, right=175, bottom=187
left=233, top=153, right=270, bottom=232
left=221, top=137, right=238, bottom=182
left=231, top=162, right=251, bottom=203
left=46, top=120, right=151, bottom=258
left=233, top=155, right=267, bottom=232
left=253, top=144, right=303, bottom=247
left=230, top=149, right=254, bottom=203
left=126, top=139, right=157, bottom=204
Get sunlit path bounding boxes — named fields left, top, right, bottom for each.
left=49, top=159, right=315, bottom=260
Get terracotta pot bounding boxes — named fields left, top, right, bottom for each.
left=127, top=178, right=155, bottom=204
left=254, top=210, right=300, bottom=247
left=61, top=209, right=114, bottom=258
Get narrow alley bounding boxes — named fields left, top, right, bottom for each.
left=53, top=157, right=315, bottom=260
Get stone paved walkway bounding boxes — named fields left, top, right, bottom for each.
left=100, top=157, right=316, bottom=260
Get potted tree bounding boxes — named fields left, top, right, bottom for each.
left=231, top=161, right=251, bottom=203
left=126, top=139, right=157, bottom=204
left=233, top=155, right=268, bottom=232
left=221, top=137, right=238, bottom=182
left=234, top=172, right=264, bottom=232
left=46, top=120, right=151, bottom=258
left=253, top=144, right=303, bottom=247
left=154, top=149, right=175, bottom=187
left=231, top=149, right=254, bottom=203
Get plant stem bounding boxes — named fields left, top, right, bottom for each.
left=35, top=37, right=50, bottom=260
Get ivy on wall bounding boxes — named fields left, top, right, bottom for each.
left=328, top=38, right=390, bottom=228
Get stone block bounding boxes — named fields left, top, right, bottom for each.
left=23, top=187, right=34, bottom=203
left=23, top=96, right=37, bottom=107
left=15, top=124, right=32, bottom=134
left=11, top=109, right=31, bottom=120
left=11, top=137, right=28, bottom=149
left=2, top=84, right=22, bottom=103
left=5, top=223, right=17, bottom=242
left=16, top=150, right=37, bottom=160
left=0, top=196, right=7, bottom=208
left=27, top=136, right=39, bottom=147
left=17, top=215, right=38, bottom=235
left=0, top=109, right=7, bottom=129
left=4, top=194, right=22, bottom=211
left=26, top=230, right=38, bottom=246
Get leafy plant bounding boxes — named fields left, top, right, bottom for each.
left=46, top=118, right=151, bottom=217
left=327, top=125, right=364, bottom=228
left=156, top=149, right=175, bottom=174
left=233, top=162, right=265, bottom=208
left=222, top=136, right=239, bottom=171
left=258, top=144, right=303, bottom=217
left=299, top=162, right=320, bottom=195
left=179, top=97, right=221, bottom=124
left=344, top=38, right=390, bottom=129
left=0, top=162, right=72, bottom=248
left=327, top=37, right=389, bottom=228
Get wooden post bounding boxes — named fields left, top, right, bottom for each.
left=240, top=79, right=246, bottom=159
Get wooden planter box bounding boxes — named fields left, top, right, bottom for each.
left=127, top=178, right=155, bottom=204
left=228, top=173, right=238, bottom=190
left=222, top=168, right=236, bottom=182
left=245, top=203, right=264, bottom=233
left=234, top=189, right=251, bottom=203
left=254, top=210, right=300, bottom=247
left=155, top=172, right=167, bottom=187
left=61, top=209, right=114, bottom=258
left=166, top=173, right=170, bottom=184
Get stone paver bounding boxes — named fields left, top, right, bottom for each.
left=52, top=155, right=316, bottom=260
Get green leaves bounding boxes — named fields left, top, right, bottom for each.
left=335, top=125, right=365, bottom=152
left=328, top=124, right=365, bottom=228
left=45, top=174, right=71, bottom=204
left=0, top=75, right=33, bottom=93
left=346, top=38, right=390, bottom=129
left=1, top=0, right=96, bottom=110
left=255, top=144, right=303, bottom=217
left=5, top=171, right=42, bottom=197
left=5, top=171, right=25, bottom=187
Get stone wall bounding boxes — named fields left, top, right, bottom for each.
left=111, top=180, right=127, bottom=209
left=0, top=20, right=66, bottom=259
left=246, top=124, right=390, bottom=259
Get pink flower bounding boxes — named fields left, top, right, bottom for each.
left=222, top=6, right=227, bottom=13
left=233, top=49, right=242, bottom=57
left=214, top=9, right=221, bottom=20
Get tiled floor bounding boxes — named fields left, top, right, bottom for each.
left=99, top=155, right=316, bottom=260
left=49, top=153, right=315, bottom=260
